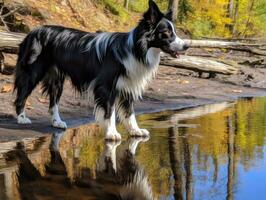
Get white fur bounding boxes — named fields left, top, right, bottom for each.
left=128, top=137, right=148, bottom=155
left=94, top=106, right=121, bottom=140
left=127, top=29, right=135, bottom=48
left=84, top=32, right=118, bottom=62
left=103, top=141, right=121, bottom=172
left=50, top=104, right=67, bottom=129
left=167, top=19, right=185, bottom=50
left=97, top=141, right=118, bottom=172
left=121, top=113, right=149, bottom=137
left=120, top=169, right=153, bottom=200
left=54, top=30, right=76, bottom=49
left=116, top=48, right=161, bottom=100
left=28, top=38, right=42, bottom=64
left=17, top=111, right=31, bottom=124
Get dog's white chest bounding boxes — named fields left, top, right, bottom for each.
left=116, top=48, right=161, bottom=99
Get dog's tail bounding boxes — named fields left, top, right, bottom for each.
left=14, top=29, right=42, bottom=92
left=13, top=28, right=46, bottom=115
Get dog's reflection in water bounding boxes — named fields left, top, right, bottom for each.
left=17, top=135, right=153, bottom=200
left=96, top=137, right=153, bottom=200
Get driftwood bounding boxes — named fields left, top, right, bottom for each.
left=0, top=31, right=24, bottom=54
left=0, top=31, right=25, bottom=73
left=161, top=54, right=239, bottom=75
left=185, top=39, right=266, bottom=56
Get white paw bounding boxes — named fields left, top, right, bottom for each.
left=129, top=128, right=150, bottom=137
left=52, top=119, right=67, bottom=129
left=17, top=116, right=32, bottom=124
left=105, top=131, right=122, bottom=141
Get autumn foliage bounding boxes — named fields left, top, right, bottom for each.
left=126, top=0, right=266, bottom=38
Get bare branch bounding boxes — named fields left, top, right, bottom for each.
left=0, top=17, right=10, bottom=31
left=0, top=6, right=4, bottom=16
left=0, top=6, right=20, bottom=32
left=1, top=7, right=19, bottom=18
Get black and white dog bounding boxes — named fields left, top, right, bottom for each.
left=14, top=0, right=188, bottom=140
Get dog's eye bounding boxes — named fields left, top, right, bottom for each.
left=161, top=30, right=171, bottom=38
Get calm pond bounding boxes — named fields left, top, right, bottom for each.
left=1, top=97, right=266, bottom=200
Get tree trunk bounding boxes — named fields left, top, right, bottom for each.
left=242, top=0, right=255, bottom=37
left=232, top=0, right=239, bottom=36
left=168, top=0, right=179, bottom=22
left=229, top=0, right=234, bottom=18
left=124, top=0, right=129, bottom=10
left=227, top=0, right=234, bottom=33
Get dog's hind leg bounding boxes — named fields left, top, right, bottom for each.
left=117, top=94, right=149, bottom=137
left=15, top=78, right=34, bottom=124
left=14, top=61, right=46, bottom=124
left=42, top=67, right=66, bottom=129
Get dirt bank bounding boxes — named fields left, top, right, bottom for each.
left=1, top=58, right=266, bottom=142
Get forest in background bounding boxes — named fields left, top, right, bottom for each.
left=104, top=0, right=266, bottom=38
left=0, top=0, right=265, bottom=38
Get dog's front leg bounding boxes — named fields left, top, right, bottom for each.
left=123, top=112, right=150, bottom=137
left=117, top=95, right=149, bottom=137
left=95, top=106, right=122, bottom=140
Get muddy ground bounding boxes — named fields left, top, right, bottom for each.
left=0, top=54, right=266, bottom=142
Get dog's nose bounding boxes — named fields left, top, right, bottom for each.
left=183, top=43, right=189, bottom=50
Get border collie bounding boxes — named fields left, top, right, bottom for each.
left=14, top=0, right=188, bottom=140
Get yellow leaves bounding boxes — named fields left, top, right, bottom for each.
left=186, top=0, right=233, bottom=37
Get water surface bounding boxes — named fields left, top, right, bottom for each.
left=1, top=97, right=266, bottom=200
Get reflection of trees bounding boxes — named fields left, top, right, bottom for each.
left=168, top=127, right=183, bottom=200
left=185, top=98, right=266, bottom=199
left=226, top=115, right=236, bottom=200
left=182, top=129, right=192, bottom=200
left=168, top=126, right=193, bottom=200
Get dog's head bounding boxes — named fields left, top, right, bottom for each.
left=141, top=0, right=188, bottom=58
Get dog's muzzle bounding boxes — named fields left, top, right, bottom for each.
left=168, top=40, right=189, bottom=58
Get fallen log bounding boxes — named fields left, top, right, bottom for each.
left=185, top=39, right=266, bottom=56
left=161, top=54, right=239, bottom=75
left=185, top=39, right=265, bottom=48
left=0, top=31, right=25, bottom=54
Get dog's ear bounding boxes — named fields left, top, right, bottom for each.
left=143, top=0, right=163, bottom=25
left=165, top=9, right=173, bottom=21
